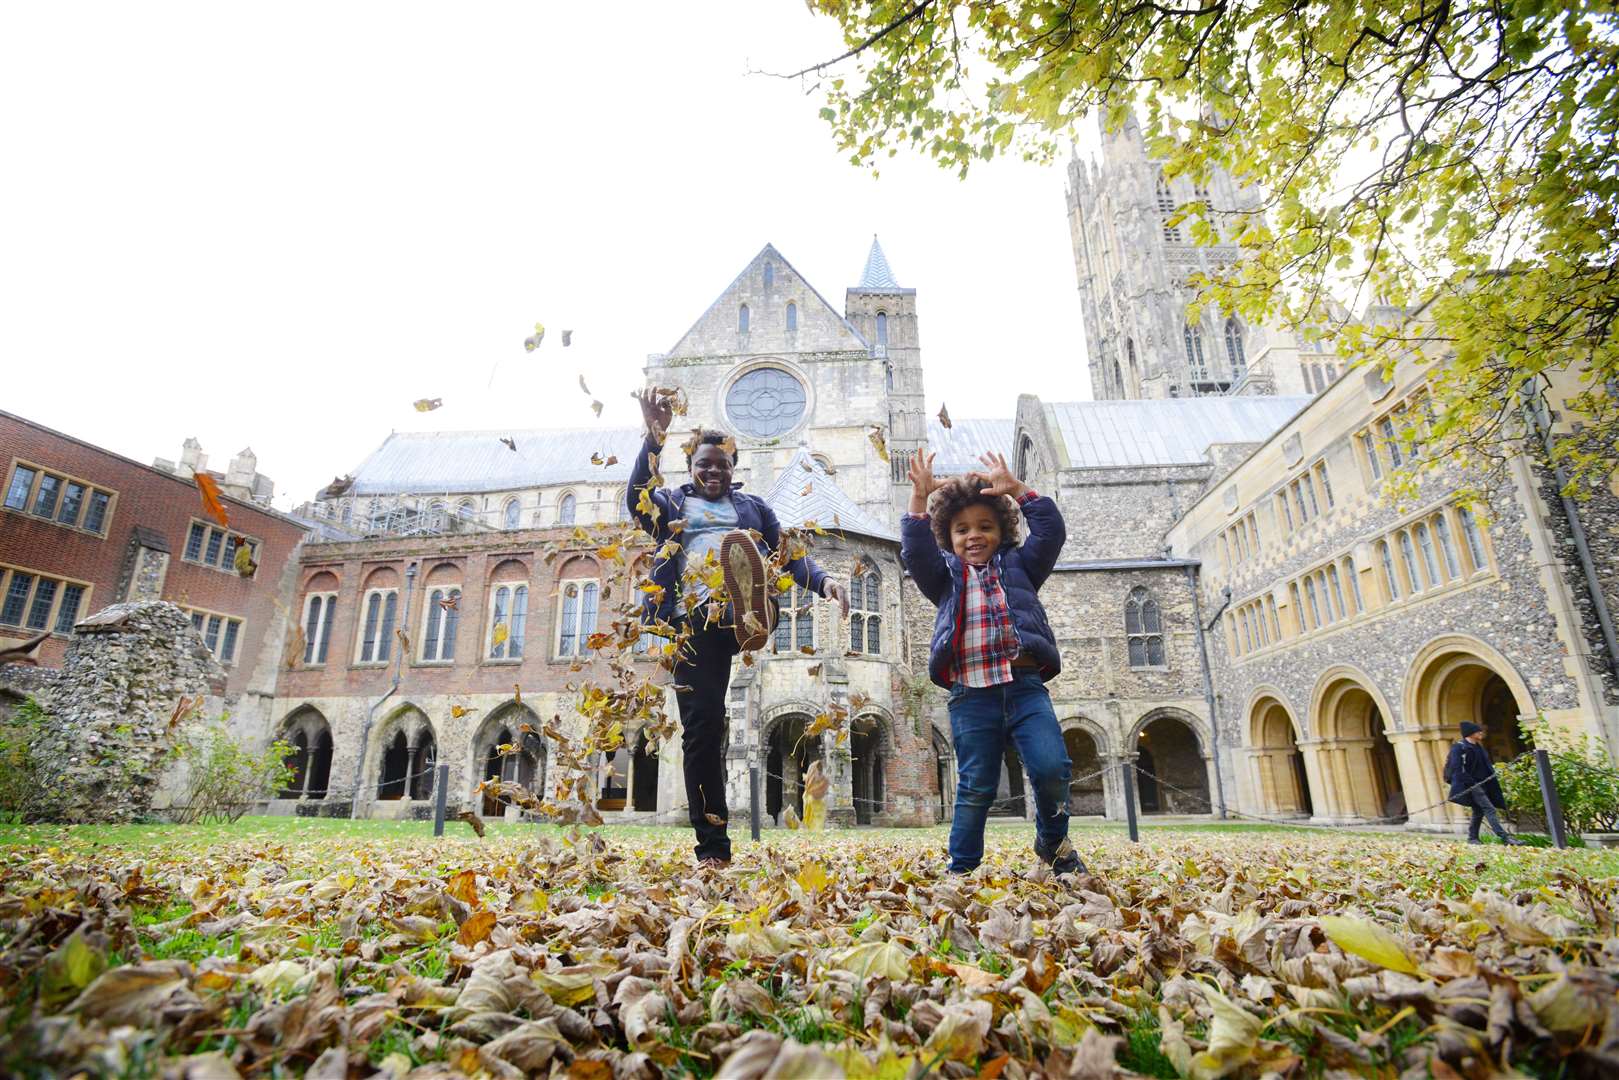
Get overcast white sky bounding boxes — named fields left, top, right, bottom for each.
left=1, top=3, right=1094, bottom=510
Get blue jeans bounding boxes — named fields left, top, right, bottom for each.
left=946, top=671, right=1071, bottom=872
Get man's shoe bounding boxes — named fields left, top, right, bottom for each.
left=697, top=857, right=732, bottom=870
left=1466, top=838, right=1484, bottom=845
left=721, top=531, right=773, bottom=651
left=1035, top=839, right=1087, bottom=876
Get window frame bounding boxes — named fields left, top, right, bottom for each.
left=491, top=582, right=530, bottom=660
left=182, top=604, right=245, bottom=666
left=300, top=590, right=338, bottom=665
left=0, top=563, right=92, bottom=636
left=1, top=458, right=118, bottom=537
left=553, top=580, right=595, bottom=659
left=1124, top=587, right=1166, bottom=668
left=420, top=586, right=462, bottom=663
left=849, top=567, right=882, bottom=656
left=355, top=587, right=398, bottom=665
left=181, top=518, right=261, bottom=575
left=1456, top=506, right=1491, bottom=574
left=773, top=584, right=817, bottom=653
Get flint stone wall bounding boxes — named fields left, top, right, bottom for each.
left=13, top=601, right=221, bottom=823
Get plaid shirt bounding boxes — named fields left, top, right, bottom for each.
left=946, top=559, right=1020, bottom=688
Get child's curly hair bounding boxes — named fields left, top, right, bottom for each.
left=928, top=477, right=1021, bottom=551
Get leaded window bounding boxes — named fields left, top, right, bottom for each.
left=774, top=585, right=815, bottom=652
left=1457, top=507, right=1488, bottom=571
left=786, top=301, right=797, bottom=332
left=422, top=588, right=461, bottom=662
left=558, top=494, right=576, bottom=525
left=1125, top=587, right=1164, bottom=667
left=850, top=567, right=881, bottom=655
left=1224, top=318, right=1245, bottom=375
left=726, top=366, right=808, bottom=437
left=1433, top=514, right=1461, bottom=579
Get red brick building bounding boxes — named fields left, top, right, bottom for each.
left=0, top=410, right=306, bottom=704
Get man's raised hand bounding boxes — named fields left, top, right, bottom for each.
left=635, top=388, right=673, bottom=441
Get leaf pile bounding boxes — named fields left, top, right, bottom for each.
left=2, top=828, right=1616, bottom=1077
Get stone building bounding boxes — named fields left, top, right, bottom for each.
left=0, top=410, right=306, bottom=754
left=1161, top=348, right=1619, bottom=829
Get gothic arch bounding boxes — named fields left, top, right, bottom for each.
left=277, top=706, right=333, bottom=800
left=470, top=701, right=546, bottom=814
left=1059, top=714, right=1112, bottom=757
left=1126, top=706, right=1209, bottom=753
left=371, top=703, right=438, bottom=801
left=761, top=698, right=823, bottom=735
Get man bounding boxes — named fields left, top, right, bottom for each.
left=1444, top=721, right=1521, bottom=845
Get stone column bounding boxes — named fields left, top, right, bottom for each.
left=1296, top=739, right=1333, bottom=823
left=405, top=743, right=422, bottom=802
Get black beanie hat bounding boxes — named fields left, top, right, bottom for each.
left=1460, top=721, right=1483, bottom=738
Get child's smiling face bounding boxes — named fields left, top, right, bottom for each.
left=949, top=504, right=1002, bottom=565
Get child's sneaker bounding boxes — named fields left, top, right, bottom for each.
left=721, top=530, right=773, bottom=651
left=1035, top=838, right=1087, bottom=876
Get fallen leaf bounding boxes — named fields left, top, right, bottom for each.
left=458, top=910, right=497, bottom=946
left=1320, top=914, right=1419, bottom=975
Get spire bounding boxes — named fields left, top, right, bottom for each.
left=858, top=234, right=900, bottom=289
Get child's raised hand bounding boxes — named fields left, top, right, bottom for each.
left=907, top=450, right=945, bottom=513
left=976, top=451, right=1028, bottom=499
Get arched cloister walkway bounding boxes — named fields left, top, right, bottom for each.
left=1402, top=636, right=1537, bottom=827
left=1310, top=671, right=1405, bottom=823
left=1130, top=711, right=1212, bottom=814
left=849, top=714, right=891, bottom=824
left=278, top=707, right=333, bottom=801
left=471, top=704, right=545, bottom=817
left=1247, top=695, right=1312, bottom=818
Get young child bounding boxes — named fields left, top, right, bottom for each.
left=902, top=449, right=1086, bottom=876
left=628, top=389, right=848, bottom=868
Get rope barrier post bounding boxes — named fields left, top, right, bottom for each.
left=1121, top=762, right=1140, bottom=844
left=749, top=763, right=762, bottom=842
left=1533, top=748, right=1568, bottom=849
left=433, top=763, right=450, bottom=838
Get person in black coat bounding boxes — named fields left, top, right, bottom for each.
left=1444, top=721, right=1521, bottom=845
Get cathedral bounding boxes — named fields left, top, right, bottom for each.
left=261, top=126, right=1618, bottom=832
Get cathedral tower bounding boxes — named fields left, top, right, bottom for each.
left=844, top=236, right=925, bottom=507
left=1067, top=114, right=1308, bottom=399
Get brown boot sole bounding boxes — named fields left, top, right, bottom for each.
left=721, top=531, right=773, bottom=651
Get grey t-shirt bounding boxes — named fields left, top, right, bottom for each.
left=680, top=495, right=739, bottom=602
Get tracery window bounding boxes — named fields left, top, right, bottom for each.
left=849, top=567, right=881, bottom=655
left=489, top=584, right=528, bottom=659
left=773, top=585, right=815, bottom=652
left=558, top=493, right=576, bottom=525
left=422, top=588, right=461, bottom=661
left=1125, top=587, right=1164, bottom=667
left=1224, top=318, right=1245, bottom=375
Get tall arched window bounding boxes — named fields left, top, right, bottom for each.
left=1015, top=434, right=1034, bottom=480
left=1111, top=359, right=1124, bottom=399
left=558, top=493, right=576, bottom=525
left=875, top=312, right=888, bottom=356
left=302, top=592, right=336, bottom=665
left=557, top=580, right=598, bottom=657
left=738, top=304, right=750, bottom=333
left=849, top=566, right=881, bottom=655
left=1457, top=507, right=1489, bottom=572
left=422, top=588, right=461, bottom=661
left=1415, top=522, right=1442, bottom=585
left=489, top=583, right=527, bottom=659
left=773, top=586, right=815, bottom=652
left=1125, top=587, right=1164, bottom=667
left=763, top=262, right=774, bottom=287
left=1224, top=318, right=1246, bottom=375
left=1183, top=323, right=1207, bottom=379
left=1432, top=514, right=1461, bottom=579
left=456, top=500, right=476, bottom=522
left=503, top=499, right=520, bottom=529
left=1126, top=338, right=1139, bottom=394
left=1157, top=176, right=1181, bottom=242
left=785, top=301, right=797, bottom=332
left=1398, top=529, right=1424, bottom=592
left=1378, top=540, right=1401, bottom=600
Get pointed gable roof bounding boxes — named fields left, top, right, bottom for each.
left=664, top=244, right=870, bottom=358
left=763, top=446, right=898, bottom=542
left=858, top=235, right=899, bottom=288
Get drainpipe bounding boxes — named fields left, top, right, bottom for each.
left=350, top=561, right=418, bottom=819
left=1525, top=389, right=1619, bottom=688
left=1185, top=564, right=1231, bottom=818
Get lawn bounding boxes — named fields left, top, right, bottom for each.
left=1, top=818, right=1614, bottom=1078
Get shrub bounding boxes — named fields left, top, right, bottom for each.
left=1499, top=714, right=1619, bottom=837
left=172, top=719, right=295, bottom=824
left=0, top=697, right=48, bottom=821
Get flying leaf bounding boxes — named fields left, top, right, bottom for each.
left=562, top=330, right=573, bottom=346
left=806, top=663, right=822, bottom=676
left=1318, top=914, right=1419, bottom=974
left=867, top=424, right=890, bottom=462
left=783, top=806, right=801, bottom=830
left=704, top=813, right=726, bottom=826
left=395, top=629, right=409, bottom=653
left=456, top=809, right=486, bottom=838
left=525, top=323, right=546, bottom=351
left=500, top=436, right=517, bottom=452
left=800, top=483, right=814, bottom=496
left=233, top=543, right=258, bottom=578
left=591, top=400, right=603, bottom=417
left=194, top=474, right=229, bottom=526
left=579, top=374, right=591, bottom=395
left=492, top=623, right=510, bottom=648
left=938, top=403, right=953, bottom=428
left=801, top=761, right=829, bottom=831
left=439, top=593, right=461, bottom=610
left=413, top=397, right=444, bottom=412
left=451, top=704, right=478, bottom=718
left=513, top=684, right=522, bottom=707
left=720, top=436, right=737, bottom=456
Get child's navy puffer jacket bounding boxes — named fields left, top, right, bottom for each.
left=900, top=494, right=1066, bottom=689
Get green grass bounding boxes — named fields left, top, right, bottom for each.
left=1118, top=1010, right=1178, bottom=1079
